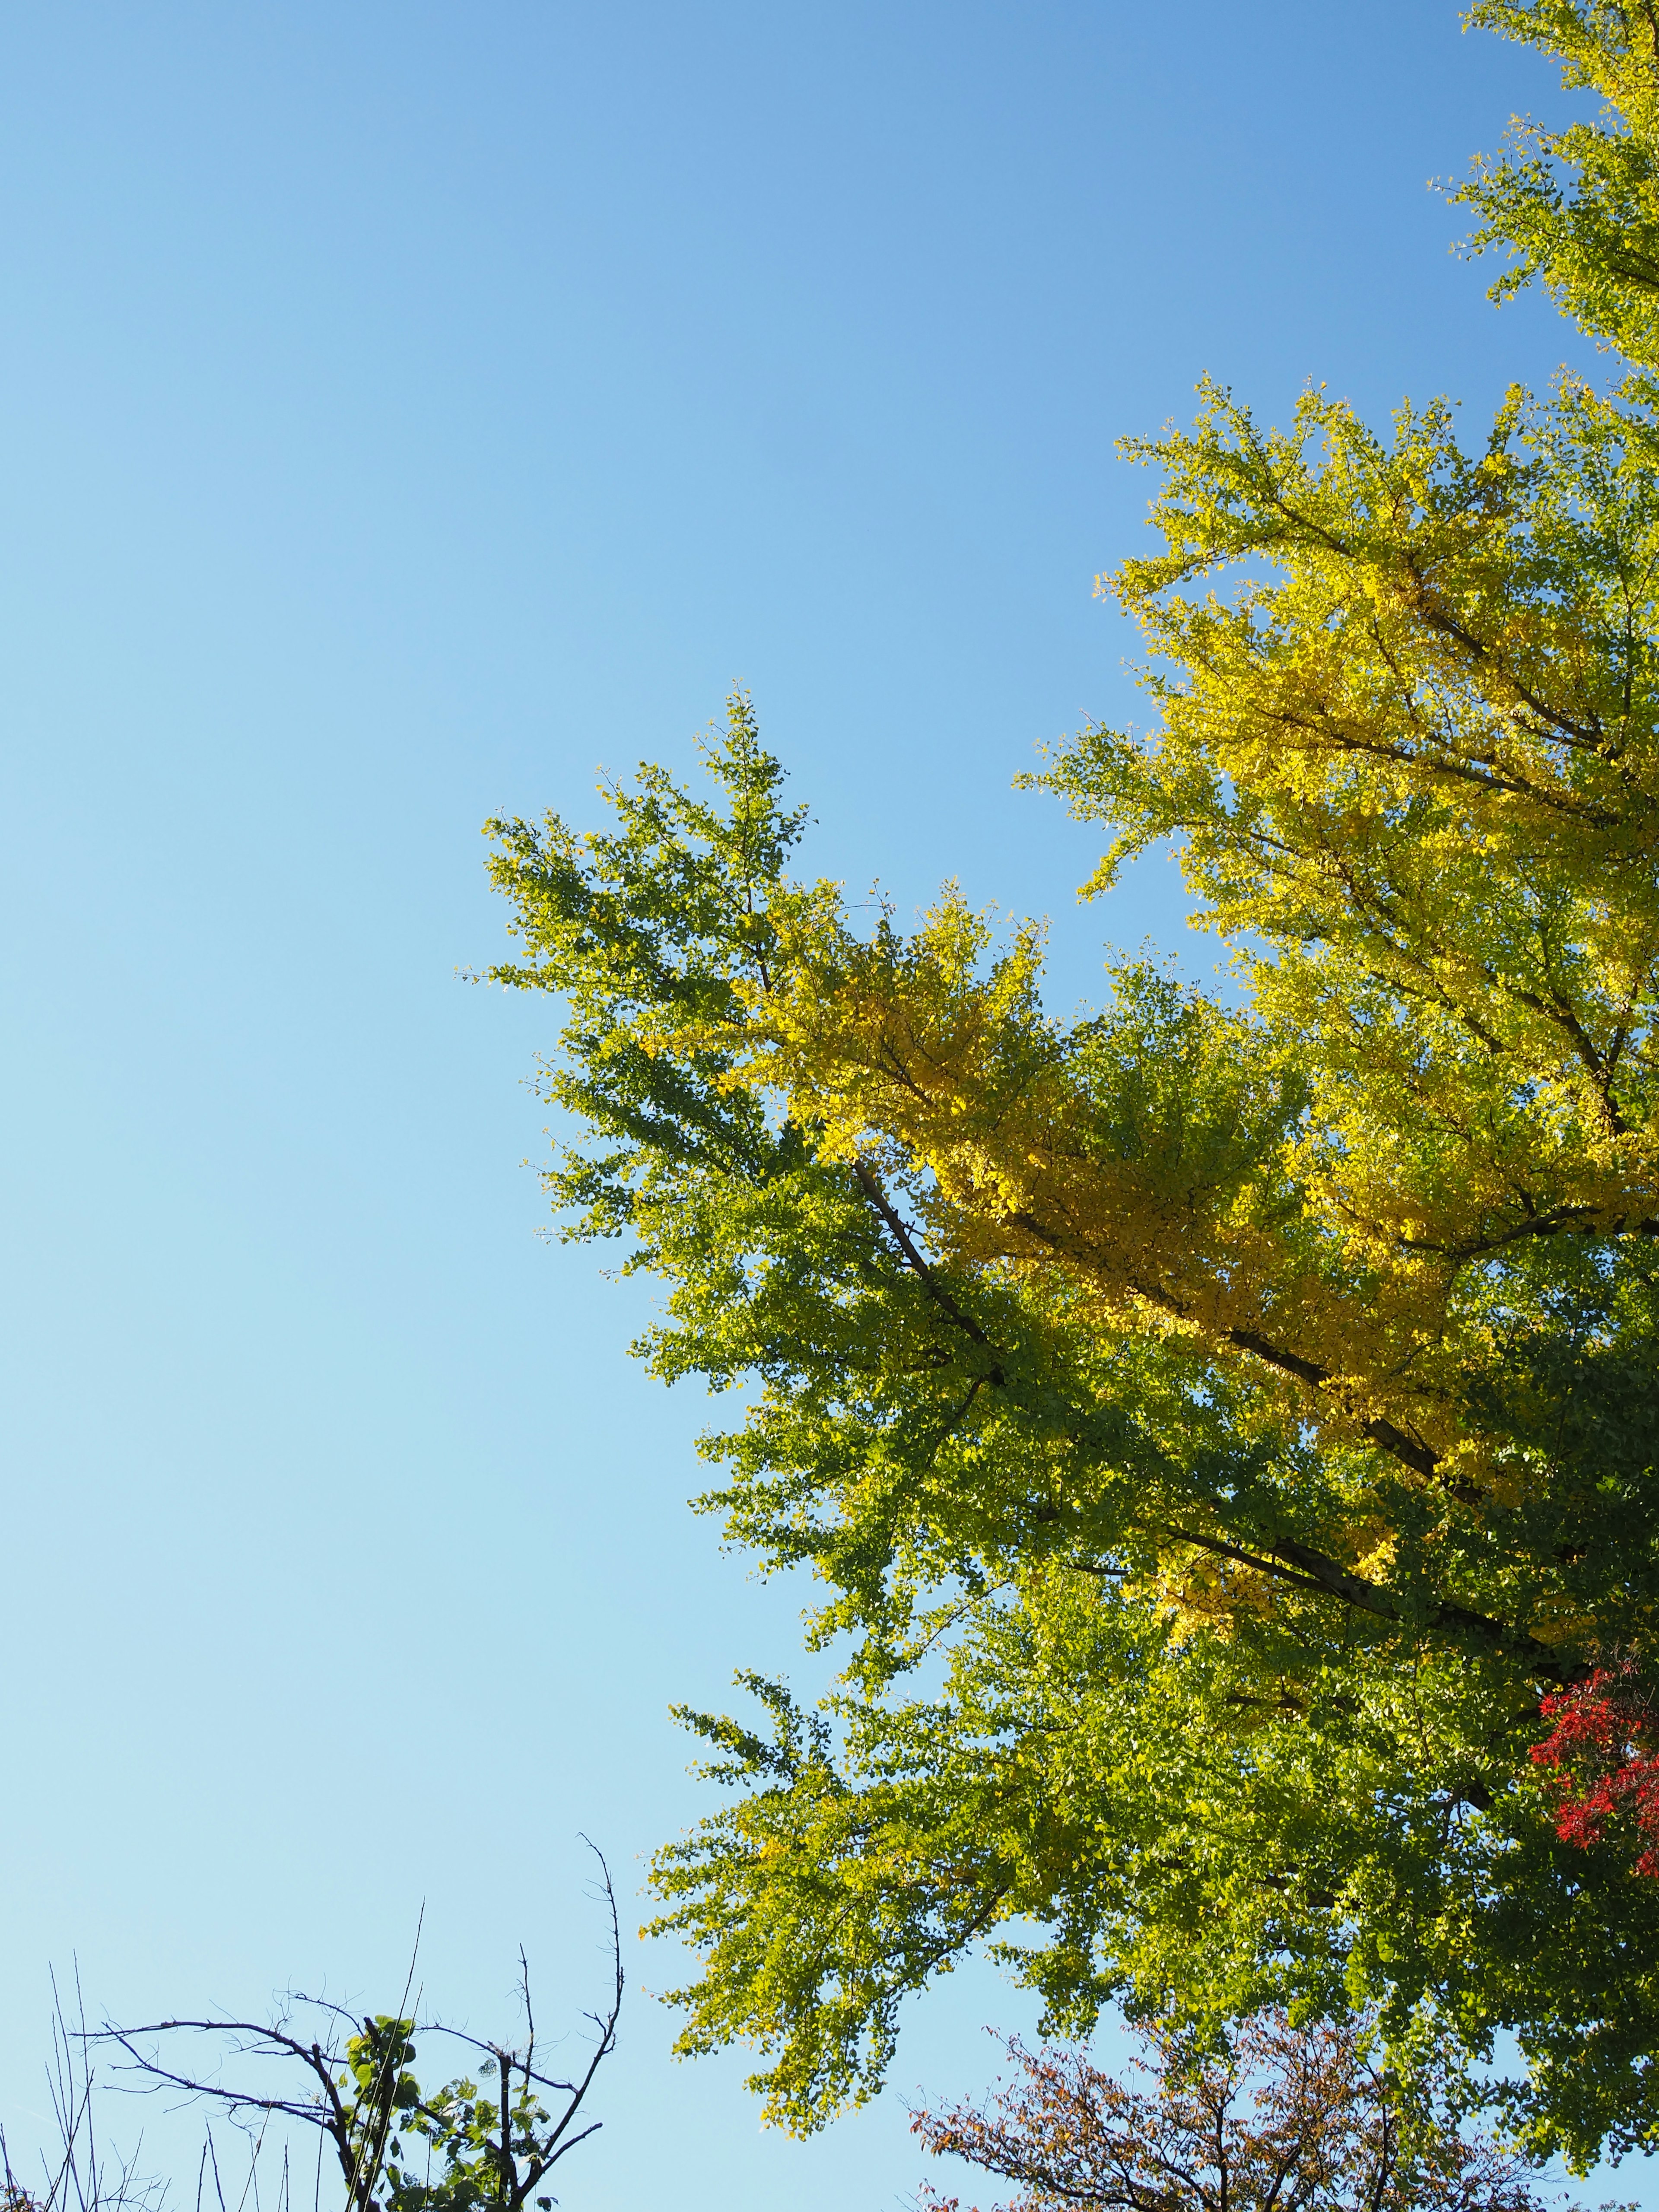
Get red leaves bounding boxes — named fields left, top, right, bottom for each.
left=1531, top=1662, right=1659, bottom=1874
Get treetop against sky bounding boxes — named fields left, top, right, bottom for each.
left=7, top=2, right=1657, bottom=2209
left=488, top=0, right=1659, bottom=2171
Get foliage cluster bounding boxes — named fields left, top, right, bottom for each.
left=910, top=2012, right=1562, bottom=2212
left=1532, top=1661, right=1659, bottom=1871
left=484, top=0, right=1659, bottom=2174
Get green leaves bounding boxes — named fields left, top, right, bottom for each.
left=388, top=2058, right=554, bottom=2212
left=483, top=695, right=1659, bottom=2152
left=1456, top=3, right=1659, bottom=371
left=482, top=0, right=1659, bottom=2161
left=481, top=691, right=809, bottom=1253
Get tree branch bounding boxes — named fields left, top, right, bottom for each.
left=854, top=1161, right=1005, bottom=1384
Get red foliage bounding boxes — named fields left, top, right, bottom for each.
left=1530, top=1662, right=1659, bottom=1874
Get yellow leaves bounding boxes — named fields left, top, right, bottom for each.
left=1351, top=1523, right=1399, bottom=1584
left=1041, top=378, right=1659, bottom=1300
left=1458, top=6, right=1659, bottom=368
left=726, top=884, right=1052, bottom=1177
left=510, top=420, right=1658, bottom=1693
left=591, top=378, right=1656, bottom=1684
left=1102, top=390, right=1650, bottom=855
left=1135, top=1546, right=1277, bottom=1643
left=1524, top=1595, right=1598, bottom=1647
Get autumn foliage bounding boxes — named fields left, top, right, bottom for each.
left=487, top=0, right=1659, bottom=2170
left=1532, top=1662, right=1659, bottom=1873
left=910, top=2014, right=1550, bottom=2212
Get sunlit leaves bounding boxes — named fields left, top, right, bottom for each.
left=483, top=0, right=1659, bottom=2163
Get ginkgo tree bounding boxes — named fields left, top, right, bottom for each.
left=483, top=0, right=1659, bottom=2174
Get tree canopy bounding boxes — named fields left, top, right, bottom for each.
left=910, top=2012, right=1559, bottom=2212
left=484, top=0, right=1659, bottom=2172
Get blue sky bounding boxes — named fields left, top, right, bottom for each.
left=0, top=4, right=1637, bottom=2207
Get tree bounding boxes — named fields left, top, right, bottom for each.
left=1452, top=2, right=1659, bottom=371
left=909, top=2013, right=1571, bottom=2212
left=80, top=1859, right=622, bottom=2212
left=102, top=1990, right=617, bottom=2212
left=483, top=0, right=1659, bottom=2171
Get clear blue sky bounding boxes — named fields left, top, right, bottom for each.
left=0, top=4, right=1637, bottom=2207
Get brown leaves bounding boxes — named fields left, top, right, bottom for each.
left=911, top=2013, right=1551, bottom=2212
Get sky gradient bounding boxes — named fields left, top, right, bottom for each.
left=0, top=5, right=1639, bottom=2207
